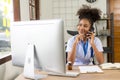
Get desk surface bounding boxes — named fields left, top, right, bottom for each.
left=15, top=66, right=120, bottom=80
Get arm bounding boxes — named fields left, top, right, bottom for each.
left=67, top=41, right=77, bottom=65
left=88, top=32, right=104, bottom=64
left=91, top=43, right=104, bottom=64
left=67, top=34, right=84, bottom=65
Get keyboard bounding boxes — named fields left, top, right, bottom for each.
left=48, top=72, right=80, bottom=77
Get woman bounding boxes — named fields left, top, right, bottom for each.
left=66, top=5, right=104, bottom=65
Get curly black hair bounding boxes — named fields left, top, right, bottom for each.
left=76, top=5, right=101, bottom=30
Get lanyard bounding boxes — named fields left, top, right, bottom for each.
left=82, top=40, right=94, bottom=57
left=90, top=47, right=94, bottom=63
left=90, top=47, right=94, bottom=58
left=82, top=40, right=88, bottom=57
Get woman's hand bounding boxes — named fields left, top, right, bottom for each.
left=86, top=31, right=95, bottom=45
left=75, top=34, right=84, bottom=44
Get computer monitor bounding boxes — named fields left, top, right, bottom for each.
left=10, top=19, right=66, bottom=79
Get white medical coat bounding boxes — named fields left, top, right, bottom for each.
left=66, top=35, right=103, bottom=65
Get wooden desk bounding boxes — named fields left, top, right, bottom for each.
left=15, top=66, right=120, bottom=80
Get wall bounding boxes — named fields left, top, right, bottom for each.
left=0, top=61, right=23, bottom=80
left=0, top=63, right=5, bottom=80
left=20, top=0, right=30, bottom=21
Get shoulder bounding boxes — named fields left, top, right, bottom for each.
left=66, top=35, right=77, bottom=52
left=94, top=37, right=102, bottom=44
left=67, top=35, right=77, bottom=46
left=94, top=37, right=101, bottom=42
left=94, top=37, right=103, bottom=51
left=68, top=35, right=77, bottom=43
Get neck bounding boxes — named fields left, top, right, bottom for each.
left=83, top=37, right=88, bottom=43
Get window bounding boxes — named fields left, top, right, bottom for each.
left=0, top=0, right=13, bottom=60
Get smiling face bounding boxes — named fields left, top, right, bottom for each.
left=77, top=18, right=91, bottom=35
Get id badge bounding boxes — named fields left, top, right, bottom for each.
left=90, top=58, right=93, bottom=62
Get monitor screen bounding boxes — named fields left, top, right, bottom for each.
left=10, top=19, right=66, bottom=74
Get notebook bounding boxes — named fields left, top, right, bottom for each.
left=100, top=63, right=120, bottom=69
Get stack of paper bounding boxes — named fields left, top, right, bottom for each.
left=79, top=65, right=103, bottom=73
left=100, top=63, right=120, bottom=69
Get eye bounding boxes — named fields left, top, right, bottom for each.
left=84, top=25, right=89, bottom=28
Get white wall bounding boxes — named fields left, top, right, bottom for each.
left=0, top=63, right=5, bottom=80
left=40, top=0, right=107, bottom=19
left=20, top=0, right=30, bottom=21
left=40, top=0, right=53, bottom=19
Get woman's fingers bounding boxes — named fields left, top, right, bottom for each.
left=86, top=31, right=95, bottom=39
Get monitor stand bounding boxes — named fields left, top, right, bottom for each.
left=23, top=44, right=47, bottom=79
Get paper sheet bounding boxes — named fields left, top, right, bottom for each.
left=79, top=65, right=103, bottom=73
